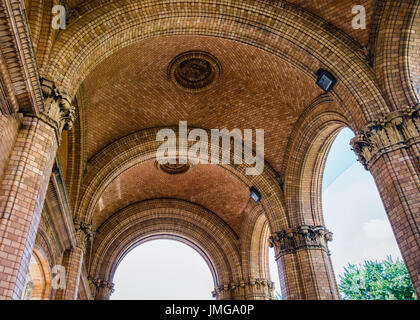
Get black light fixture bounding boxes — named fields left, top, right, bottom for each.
left=316, top=69, right=337, bottom=92
left=250, top=186, right=261, bottom=202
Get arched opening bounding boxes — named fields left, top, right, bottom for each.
left=22, top=249, right=51, bottom=300
left=268, top=247, right=281, bottom=300
left=111, top=239, right=215, bottom=300
left=322, top=128, right=406, bottom=299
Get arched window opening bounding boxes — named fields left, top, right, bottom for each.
left=22, top=250, right=51, bottom=300
left=322, top=128, right=407, bottom=299
left=111, top=239, right=215, bottom=300
left=268, top=247, right=281, bottom=300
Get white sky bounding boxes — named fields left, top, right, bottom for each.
left=111, top=129, right=402, bottom=299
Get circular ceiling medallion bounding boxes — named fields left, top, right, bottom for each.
left=155, top=160, right=191, bottom=175
left=168, top=51, right=221, bottom=92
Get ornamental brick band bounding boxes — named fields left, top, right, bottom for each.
left=269, top=225, right=333, bottom=260
left=351, top=106, right=420, bottom=170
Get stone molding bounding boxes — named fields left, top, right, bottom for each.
left=351, top=106, right=420, bottom=170
left=269, top=225, right=332, bottom=260
left=212, top=278, right=274, bottom=299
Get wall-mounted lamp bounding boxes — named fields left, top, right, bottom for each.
left=316, top=69, right=337, bottom=92
left=250, top=186, right=261, bottom=202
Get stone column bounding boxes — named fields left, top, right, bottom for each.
left=212, top=279, right=274, bottom=300
left=270, top=225, right=339, bottom=300
left=0, top=78, right=75, bottom=300
left=351, top=107, right=420, bottom=296
left=55, top=220, right=93, bottom=300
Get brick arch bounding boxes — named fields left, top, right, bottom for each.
left=39, top=0, right=388, bottom=125
left=408, top=4, right=420, bottom=103
left=34, top=228, right=57, bottom=269
left=374, top=0, right=420, bottom=110
left=89, top=199, right=242, bottom=296
left=120, top=234, right=219, bottom=288
left=282, top=95, right=351, bottom=227
left=76, top=126, right=287, bottom=233
left=27, top=247, right=52, bottom=300
left=239, top=203, right=271, bottom=282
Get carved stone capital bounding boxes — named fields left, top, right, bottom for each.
left=212, top=278, right=274, bottom=299
left=37, top=78, right=76, bottom=141
left=73, top=218, right=95, bottom=251
left=88, top=277, right=115, bottom=299
left=351, top=106, right=420, bottom=170
left=269, top=225, right=332, bottom=260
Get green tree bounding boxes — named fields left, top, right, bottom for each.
left=338, top=256, right=417, bottom=300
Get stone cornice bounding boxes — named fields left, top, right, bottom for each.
left=351, top=106, right=420, bottom=170
left=269, top=225, right=332, bottom=260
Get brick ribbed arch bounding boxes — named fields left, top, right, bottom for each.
left=89, top=199, right=243, bottom=298
left=374, top=0, right=420, bottom=110
left=38, top=0, right=388, bottom=126
left=282, top=95, right=350, bottom=227
left=76, top=126, right=287, bottom=233
left=239, top=202, right=271, bottom=282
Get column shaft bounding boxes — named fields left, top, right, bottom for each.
left=0, top=116, right=58, bottom=299
left=351, top=107, right=420, bottom=296
left=55, top=247, right=84, bottom=300
left=369, top=147, right=420, bottom=295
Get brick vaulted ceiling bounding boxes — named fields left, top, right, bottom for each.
left=65, top=0, right=377, bottom=232
left=81, top=35, right=322, bottom=231
left=64, top=0, right=377, bottom=49
left=82, top=36, right=321, bottom=163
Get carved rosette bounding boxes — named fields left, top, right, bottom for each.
left=73, top=218, right=95, bottom=252
left=212, top=279, right=274, bottom=300
left=351, top=106, right=420, bottom=170
left=39, top=78, right=76, bottom=141
left=269, top=225, right=333, bottom=260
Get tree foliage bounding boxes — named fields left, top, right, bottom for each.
left=338, top=256, right=417, bottom=300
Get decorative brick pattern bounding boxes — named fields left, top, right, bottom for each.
left=0, top=116, right=58, bottom=299
left=0, top=0, right=419, bottom=301
left=374, top=0, right=419, bottom=110
left=0, top=114, right=20, bottom=182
